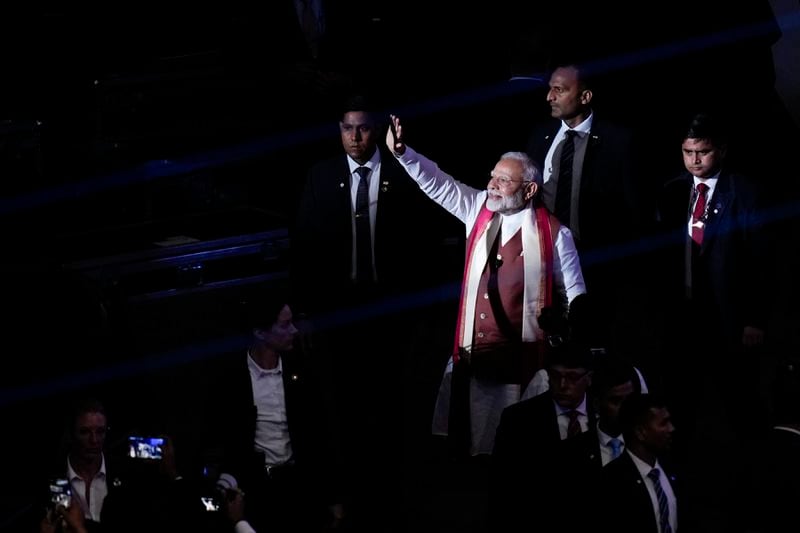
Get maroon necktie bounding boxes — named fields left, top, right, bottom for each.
left=566, top=410, right=581, bottom=438
left=691, top=183, right=709, bottom=245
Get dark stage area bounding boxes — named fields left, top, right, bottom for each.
left=1, top=2, right=800, bottom=532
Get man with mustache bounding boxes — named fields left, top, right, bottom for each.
left=387, top=115, right=585, bottom=457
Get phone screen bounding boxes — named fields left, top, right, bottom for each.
left=49, top=478, right=71, bottom=508
left=127, top=436, right=165, bottom=460
left=200, top=496, right=220, bottom=512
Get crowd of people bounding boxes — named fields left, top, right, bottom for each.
left=5, top=2, right=800, bottom=532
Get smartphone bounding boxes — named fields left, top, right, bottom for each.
left=127, top=436, right=165, bottom=460
left=49, top=478, right=71, bottom=509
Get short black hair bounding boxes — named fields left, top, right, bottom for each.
left=547, top=59, right=596, bottom=92
left=619, top=393, right=669, bottom=439
left=591, top=352, right=635, bottom=396
left=684, top=112, right=728, bottom=148
left=239, top=287, right=290, bottom=332
left=548, top=340, right=594, bottom=371
left=340, top=93, right=383, bottom=123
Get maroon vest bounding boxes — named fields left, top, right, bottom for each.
left=473, top=229, right=525, bottom=348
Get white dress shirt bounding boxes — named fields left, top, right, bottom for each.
left=555, top=396, right=589, bottom=440
left=249, top=354, right=293, bottom=466
left=629, top=451, right=678, bottom=533
left=67, top=454, right=108, bottom=522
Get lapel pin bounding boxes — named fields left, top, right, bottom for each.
left=291, top=374, right=299, bottom=381
left=339, top=182, right=345, bottom=188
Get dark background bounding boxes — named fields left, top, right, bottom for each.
left=1, top=2, right=798, bottom=530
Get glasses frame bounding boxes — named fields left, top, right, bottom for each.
left=488, top=171, right=526, bottom=187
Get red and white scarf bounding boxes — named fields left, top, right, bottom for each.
left=451, top=201, right=556, bottom=362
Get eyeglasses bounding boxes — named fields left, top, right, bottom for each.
left=488, top=172, right=525, bottom=187
left=549, top=369, right=591, bottom=384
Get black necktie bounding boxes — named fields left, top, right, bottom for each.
left=555, top=130, right=577, bottom=225
left=354, top=166, right=372, bottom=283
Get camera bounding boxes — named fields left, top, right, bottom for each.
left=49, top=478, right=71, bottom=509
left=127, top=436, right=165, bottom=460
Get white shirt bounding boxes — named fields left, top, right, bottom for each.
left=67, top=454, right=108, bottom=522
left=347, top=151, right=381, bottom=281
left=555, top=396, right=589, bottom=440
left=628, top=451, right=678, bottom=533
left=248, top=354, right=293, bottom=466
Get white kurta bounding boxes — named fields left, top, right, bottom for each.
left=395, top=147, right=586, bottom=455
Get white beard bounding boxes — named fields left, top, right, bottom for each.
left=486, top=188, right=526, bottom=215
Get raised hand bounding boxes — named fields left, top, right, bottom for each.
left=386, top=114, right=406, bottom=156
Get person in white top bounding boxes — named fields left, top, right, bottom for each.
left=387, top=114, right=586, bottom=456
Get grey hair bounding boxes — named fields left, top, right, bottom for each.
left=499, top=151, right=542, bottom=186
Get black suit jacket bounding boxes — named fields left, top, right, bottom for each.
left=752, top=427, right=800, bottom=532
left=657, top=169, right=770, bottom=344
left=292, top=147, right=452, bottom=314
left=490, top=391, right=597, bottom=531
left=526, top=117, right=643, bottom=253
left=599, top=452, right=680, bottom=533
left=205, top=351, right=339, bottom=502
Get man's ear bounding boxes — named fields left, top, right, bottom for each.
left=580, top=89, right=593, bottom=106
left=524, top=181, right=538, bottom=201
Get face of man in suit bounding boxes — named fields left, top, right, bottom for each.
left=340, top=111, right=378, bottom=165
left=635, top=406, right=675, bottom=455
left=547, top=65, right=593, bottom=128
left=596, top=380, right=635, bottom=436
left=486, top=158, right=537, bottom=214
left=682, top=137, right=725, bottom=179
left=549, top=364, right=592, bottom=410
left=72, top=411, right=108, bottom=463
left=256, top=304, right=299, bottom=353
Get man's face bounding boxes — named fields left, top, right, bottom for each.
left=549, top=364, right=592, bottom=409
left=73, top=411, right=107, bottom=460
left=340, top=111, right=378, bottom=164
left=637, top=406, right=675, bottom=454
left=596, top=380, right=635, bottom=434
left=486, top=158, right=532, bottom=214
left=261, top=304, right=299, bottom=352
left=547, top=66, right=590, bottom=124
left=682, top=138, right=724, bottom=179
